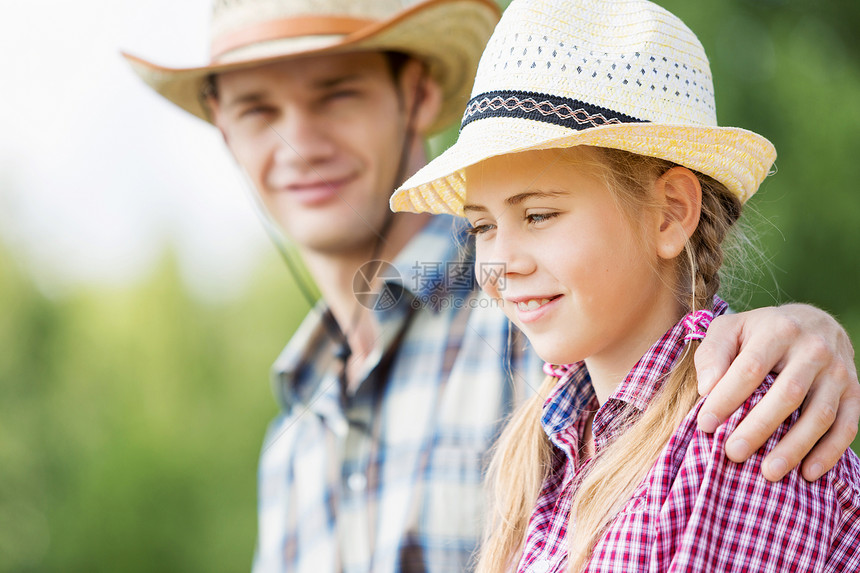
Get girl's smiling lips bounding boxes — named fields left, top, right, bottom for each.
left=505, top=294, right=563, bottom=323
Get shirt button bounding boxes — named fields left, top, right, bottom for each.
left=531, top=560, right=550, bottom=573
left=347, top=473, right=367, bottom=492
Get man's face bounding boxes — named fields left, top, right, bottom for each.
left=210, top=52, right=415, bottom=257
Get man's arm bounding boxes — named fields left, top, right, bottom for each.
left=664, top=392, right=857, bottom=572
left=694, top=304, right=859, bottom=482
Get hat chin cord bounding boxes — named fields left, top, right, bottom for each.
left=335, top=67, right=428, bottom=366
left=234, top=67, right=428, bottom=390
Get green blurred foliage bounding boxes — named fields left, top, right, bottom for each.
left=0, top=246, right=301, bottom=572
left=655, top=0, right=860, bottom=375
left=2, top=0, right=859, bottom=571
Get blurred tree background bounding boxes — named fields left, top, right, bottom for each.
left=0, top=245, right=301, bottom=572
left=0, top=0, right=858, bottom=571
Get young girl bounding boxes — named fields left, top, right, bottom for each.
left=390, top=0, right=860, bottom=571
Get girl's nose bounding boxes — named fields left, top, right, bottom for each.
left=481, top=227, right=536, bottom=290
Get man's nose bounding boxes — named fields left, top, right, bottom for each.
left=271, top=108, right=336, bottom=167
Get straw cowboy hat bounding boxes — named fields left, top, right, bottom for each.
left=122, top=0, right=501, bottom=133
left=390, top=0, right=778, bottom=215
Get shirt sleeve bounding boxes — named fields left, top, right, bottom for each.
left=652, top=383, right=860, bottom=573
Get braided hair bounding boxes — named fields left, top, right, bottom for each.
left=566, top=148, right=743, bottom=571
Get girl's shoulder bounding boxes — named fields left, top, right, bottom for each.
left=671, top=373, right=860, bottom=495
left=631, top=374, right=860, bottom=571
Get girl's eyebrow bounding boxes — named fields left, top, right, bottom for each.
left=504, top=189, right=569, bottom=207
left=463, top=189, right=570, bottom=213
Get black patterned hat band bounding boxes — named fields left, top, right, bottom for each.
left=391, top=0, right=777, bottom=216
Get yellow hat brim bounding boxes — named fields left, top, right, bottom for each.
left=391, top=116, right=777, bottom=215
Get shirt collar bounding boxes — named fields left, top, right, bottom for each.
left=271, top=215, right=470, bottom=413
left=542, top=297, right=728, bottom=453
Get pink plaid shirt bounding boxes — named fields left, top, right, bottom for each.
left=517, top=299, right=860, bottom=572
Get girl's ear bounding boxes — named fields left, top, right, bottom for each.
left=654, top=166, right=702, bottom=260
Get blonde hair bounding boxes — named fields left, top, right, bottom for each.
left=476, top=147, right=743, bottom=573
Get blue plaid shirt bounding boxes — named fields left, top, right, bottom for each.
left=253, top=215, right=545, bottom=573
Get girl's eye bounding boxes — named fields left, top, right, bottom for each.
left=466, top=223, right=496, bottom=236
left=527, top=212, right=559, bottom=225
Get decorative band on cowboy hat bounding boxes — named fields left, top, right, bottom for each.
left=390, top=0, right=778, bottom=215
left=122, top=0, right=500, bottom=133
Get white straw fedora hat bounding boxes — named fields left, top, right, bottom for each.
left=390, top=0, right=777, bottom=215
left=122, top=0, right=500, bottom=133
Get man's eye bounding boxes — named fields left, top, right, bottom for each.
left=239, top=105, right=272, bottom=118
left=324, top=90, right=359, bottom=103
left=466, top=223, right=495, bottom=236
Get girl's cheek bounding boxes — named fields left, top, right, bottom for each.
left=476, top=271, right=495, bottom=295
left=474, top=252, right=497, bottom=295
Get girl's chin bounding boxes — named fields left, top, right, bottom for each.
left=503, top=313, right=583, bottom=365
left=533, top=344, right=581, bottom=367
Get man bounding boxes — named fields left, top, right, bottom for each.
left=124, top=1, right=859, bottom=571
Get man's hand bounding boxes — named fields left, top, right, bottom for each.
left=695, top=304, right=859, bottom=482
